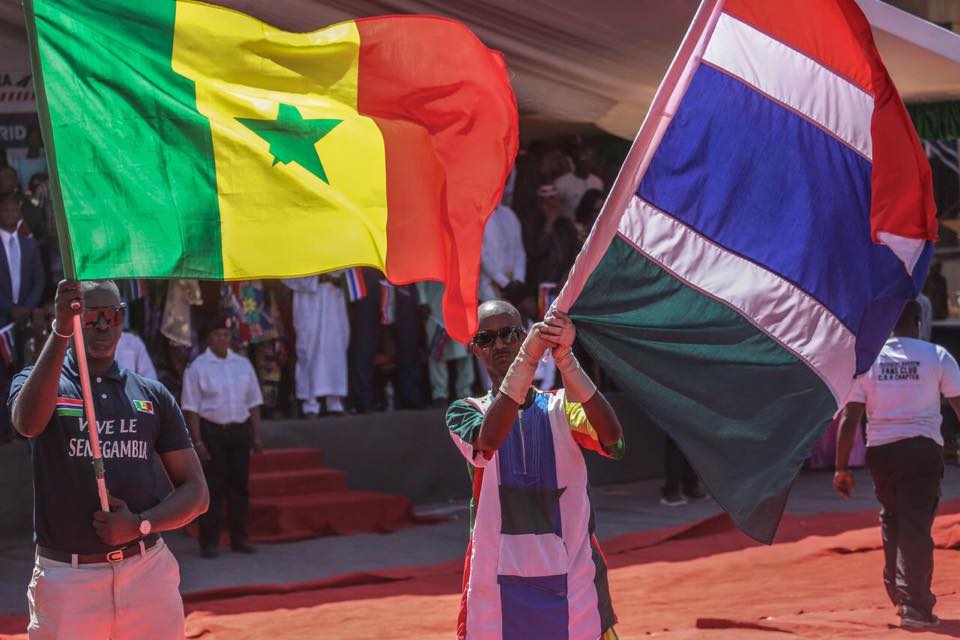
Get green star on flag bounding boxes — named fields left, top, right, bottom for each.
left=237, top=104, right=342, bottom=184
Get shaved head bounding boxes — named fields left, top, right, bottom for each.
left=81, top=280, right=122, bottom=309
left=473, top=300, right=525, bottom=385
left=478, top=300, right=522, bottom=327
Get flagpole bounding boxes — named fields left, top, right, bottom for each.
left=554, top=0, right=726, bottom=313
left=71, top=311, right=109, bottom=512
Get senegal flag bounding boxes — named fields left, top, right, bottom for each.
left=24, top=0, right=518, bottom=343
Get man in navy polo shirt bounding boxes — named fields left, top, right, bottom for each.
left=10, top=279, right=209, bottom=639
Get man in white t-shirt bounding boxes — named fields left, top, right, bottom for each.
left=835, top=300, right=960, bottom=629
left=552, top=147, right=603, bottom=221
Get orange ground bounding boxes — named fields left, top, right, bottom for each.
left=3, top=502, right=958, bottom=639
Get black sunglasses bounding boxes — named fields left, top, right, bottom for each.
left=82, top=304, right=125, bottom=329
left=472, top=326, right=524, bottom=349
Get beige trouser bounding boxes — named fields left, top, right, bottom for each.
left=27, top=539, right=185, bottom=640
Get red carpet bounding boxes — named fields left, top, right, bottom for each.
left=214, top=448, right=427, bottom=543
left=3, top=501, right=958, bottom=639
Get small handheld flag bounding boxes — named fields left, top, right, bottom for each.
left=0, top=323, right=14, bottom=367
left=343, top=268, right=367, bottom=302
left=537, top=283, right=558, bottom=321
left=380, top=281, right=396, bottom=326
left=429, top=325, right=450, bottom=362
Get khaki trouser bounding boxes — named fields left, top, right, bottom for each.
left=27, top=539, right=185, bottom=639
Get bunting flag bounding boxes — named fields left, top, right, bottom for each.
left=557, top=0, right=936, bottom=542
left=428, top=324, right=450, bottom=361
left=0, top=323, right=14, bottom=366
left=380, top=281, right=396, bottom=326
left=343, top=267, right=367, bottom=302
left=24, top=0, right=518, bottom=344
left=537, top=282, right=558, bottom=321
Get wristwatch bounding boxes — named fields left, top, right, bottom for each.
left=138, top=515, right=152, bottom=537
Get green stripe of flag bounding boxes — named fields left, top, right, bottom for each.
left=569, top=236, right=836, bottom=543
left=25, top=0, right=222, bottom=279
left=56, top=408, right=84, bottom=417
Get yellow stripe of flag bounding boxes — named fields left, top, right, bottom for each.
left=171, top=1, right=388, bottom=278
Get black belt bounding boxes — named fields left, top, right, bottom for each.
left=38, top=534, right=160, bottom=565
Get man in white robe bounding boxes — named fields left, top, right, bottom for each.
left=478, top=203, right=526, bottom=302
left=283, top=274, right=349, bottom=417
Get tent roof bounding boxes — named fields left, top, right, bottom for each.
left=1, top=0, right=958, bottom=140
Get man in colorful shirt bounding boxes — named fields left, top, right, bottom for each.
left=446, top=300, right=623, bottom=640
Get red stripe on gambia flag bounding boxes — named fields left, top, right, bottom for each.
left=56, top=397, right=84, bottom=407
left=356, top=16, right=519, bottom=342
left=723, top=0, right=936, bottom=244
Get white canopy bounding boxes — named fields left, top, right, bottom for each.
left=1, top=0, right=958, bottom=139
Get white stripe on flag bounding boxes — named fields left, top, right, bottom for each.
left=704, top=13, right=874, bottom=160
left=618, top=197, right=856, bottom=404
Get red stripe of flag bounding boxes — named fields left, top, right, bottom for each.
left=356, top=16, right=518, bottom=343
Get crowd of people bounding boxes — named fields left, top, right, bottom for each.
left=0, top=131, right=626, bottom=443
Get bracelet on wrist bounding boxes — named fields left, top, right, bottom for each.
left=50, top=320, right=73, bottom=339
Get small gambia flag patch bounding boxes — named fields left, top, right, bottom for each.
left=55, top=397, right=83, bottom=417
left=134, top=400, right=154, bottom=415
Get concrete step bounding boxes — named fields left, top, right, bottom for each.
left=249, top=468, right=347, bottom=497
left=250, top=448, right=325, bottom=474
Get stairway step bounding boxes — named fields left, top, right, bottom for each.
left=250, top=448, right=325, bottom=474
left=248, top=490, right=414, bottom=542
left=250, top=468, right=347, bottom=497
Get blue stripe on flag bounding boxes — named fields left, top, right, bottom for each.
left=637, top=66, right=919, bottom=372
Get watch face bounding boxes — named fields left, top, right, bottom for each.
left=139, top=519, right=151, bottom=535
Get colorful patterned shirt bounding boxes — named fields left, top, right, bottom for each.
left=446, top=389, right=624, bottom=640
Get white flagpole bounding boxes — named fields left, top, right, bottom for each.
left=72, top=312, right=109, bottom=512
left=555, top=0, right=727, bottom=313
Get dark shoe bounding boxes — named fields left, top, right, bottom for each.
left=231, top=541, right=258, bottom=554
left=682, top=486, right=707, bottom=500
left=900, top=605, right=939, bottom=628
left=660, top=489, right=687, bottom=507
left=200, top=545, right=220, bottom=559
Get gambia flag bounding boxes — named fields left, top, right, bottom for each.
left=24, top=0, right=518, bottom=344
left=557, top=0, right=936, bottom=542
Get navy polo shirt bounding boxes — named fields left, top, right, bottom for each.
left=9, top=350, right=193, bottom=553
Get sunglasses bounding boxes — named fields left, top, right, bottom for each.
left=472, top=326, right=524, bottom=349
left=82, top=305, right=125, bottom=329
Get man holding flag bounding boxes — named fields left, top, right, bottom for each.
left=10, top=279, right=208, bottom=638
left=447, top=303, right=623, bottom=639
left=21, top=1, right=517, bottom=633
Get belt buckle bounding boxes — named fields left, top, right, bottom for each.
left=106, top=549, right=124, bottom=563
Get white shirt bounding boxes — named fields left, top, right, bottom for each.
left=553, top=171, right=603, bottom=221
left=0, top=229, right=21, bottom=304
left=115, top=331, right=158, bottom=380
left=848, top=336, right=960, bottom=447
left=479, top=205, right=525, bottom=301
left=181, top=348, right=263, bottom=425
